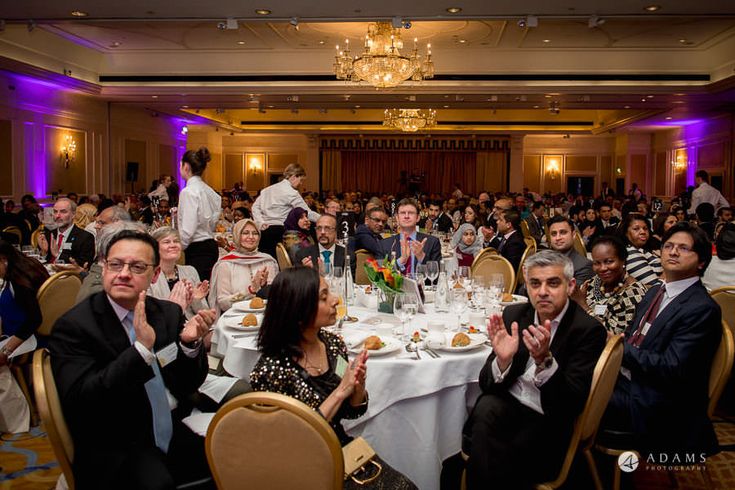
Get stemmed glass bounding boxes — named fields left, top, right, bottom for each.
left=393, top=293, right=409, bottom=341
left=335, top=294, right=348, bottom=334
left=402, top=292, right=419, bottom=341
left=457, top=266, right=472, bottom=290
left=490, top=273, right=505, bottom=300
left=450, top=289, right=469, bottom=332
left=426, top=261, right=439, bottom=291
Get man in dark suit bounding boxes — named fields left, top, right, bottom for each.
left=419, top=200, right=453, bottom=233
left=49, top=230, right=214, bottom=489
left=524, top=201, right=546, bottom=246
left=349, top=206, right=387, bottom=258
left=456, top=250, right=606, bottom=489
left=602, top=221, right=721, bottom=458
left=379, top=198, right=441, bottom=273
left=489, top=209, right=526, bottom=272
left=38, top=198, right=95, bottom=269
left=296, top=213, right=346, bottom=271
left=598, top=202, right=620, bottom=234
left=547, top=215, right=594, bottom=284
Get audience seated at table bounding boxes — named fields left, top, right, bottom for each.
left=451, top=223, right=482, bottom=268
left=380, top=198, right=442, bottom=273
left=49, top=229, right=215, bottom=489
left=524, top=201, right=546, bottom=245
left=461, top=204, right=483, bottom=230
left=348, top=206, right=388, bottom=264
left=570, top=235, right=647, bottom=335
left=209, top=219, right=277, bottom=315
left=652, top=211, right=677, bottom=245
left=0, top=239, right=49, bottom=433
left=617, top=213, right=663, bottom=287
left=282, top=207, right=316, bottom=265
left=486, top=208, right=526, bottom=271
left=148, top=227, right=210, bottom=319
left=579, top=207, right=602, bottom=245
left=703, top=222, right=735, bottom=291
left=601, top=222, right=722, bottom=459
left=445, top=250, right=606, bottom=489
left=419, top=200, right=454, bottom=233
left=545, top=215, right=594, bottom=284
left=250, top=266, right=417, bottom=489
left=38, top=198, right=95, bottom=269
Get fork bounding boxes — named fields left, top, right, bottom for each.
left=405, top=343, right=421, bottom=360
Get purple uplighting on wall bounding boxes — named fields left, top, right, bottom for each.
left=23, top=122, right=47, bottom=198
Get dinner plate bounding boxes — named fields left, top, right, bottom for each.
left=433, top=333, right=486, bottom=352
left=351, top=336, right=402, bottom=357
left=221, top=313, right=263, bottom=335
left=230, top=299, right=268, bottom=313
left=500, top=294, right=529, bottom=306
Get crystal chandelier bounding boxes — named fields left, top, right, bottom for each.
left=334, top=22, right=434, bottom=89
left=383, top=108, right=437, bottom=132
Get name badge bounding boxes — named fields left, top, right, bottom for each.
left=335, top=355, right=349, bottom=378
left=593, top=304, right=608, bottom=316
left=62, top=243, right=73, bottom=250
left=156, top=342, right=178, bottom=368
left=641, top=322, right=652, bottom=336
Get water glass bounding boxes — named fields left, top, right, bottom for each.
left=450, top=289, right=469, bottom=331
left=402, top=292, right=419, bottom=339
left=426, top=261, right=439, bottom=290
left=393, top=293, right=410, bottom=340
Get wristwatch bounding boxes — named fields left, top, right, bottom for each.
left=536, top=353, right=554, bottom=370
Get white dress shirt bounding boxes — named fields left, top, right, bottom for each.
left=491, top=300, right=569, bottom=414
left=251, top=179, right=320, bottom=227
left=689, top=182, right=730, bottom=214
left=177, top=176, right=221, bottom=249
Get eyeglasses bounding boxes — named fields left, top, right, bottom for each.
left=316, top=226, right=336, bottom=232
left=105, top=260, right=154, bottom=274
left=662, top=242, right=693, bottom=254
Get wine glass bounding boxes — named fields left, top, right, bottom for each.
left=426, top=261, right=439, bottom=290
left=416, top=264, right=427, bottom=287
left=335, top=294, right=348, bottom=334
left=450, top=289, right=468, bottom=332
left=457, top=266, right=472, bottom=290
left=393, top=293, right=409, bottom=341
left=402, top=292, right=419, bottom=341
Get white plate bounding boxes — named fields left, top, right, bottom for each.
left=221, top=313, right=262, bottom=335
left=352, top=336, right=402, bottom=357
left=230, top=299, right=268, bottom=313
left=434, top=333, right=486, bottom=352
left=500, top=294, right=529, bottom=306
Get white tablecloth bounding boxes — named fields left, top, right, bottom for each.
left=212, top=303, right=491, bottom=490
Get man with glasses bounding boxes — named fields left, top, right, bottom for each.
left=49, top=229, right=216, bottom=489
left=480, top=197, right=513, bottom=246
left=350, top=207, right=388, bottom=259
left=380, top=198, right=441, bottom=273
left=296, top=214, right=345, bottom=272
left=602, top=221, right=721, bottom=461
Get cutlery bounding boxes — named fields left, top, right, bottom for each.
left=405, top=343, right=421, bottom=360
left=426, top=347, right=441, bottom=358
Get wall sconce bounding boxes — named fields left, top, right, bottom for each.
left=673, top=153, right=687, bottom=171
left=546, top=158, right=560, bottom=180
left=248, top=155, right=263, bottom=174
left=60, top=134, right=77, bottom=169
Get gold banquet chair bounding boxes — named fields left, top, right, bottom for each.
left=2, top=225, right=23, bottom=244
left=275, top=242, right=293, bottom=271
left=33, top=349, right=75, bottom=490
left=471, top=247, right=497, bottom=269
left=206, top=392, right=344, bottom=490
left=471, top=254, right=515, bottom=294
left=710, top=286, right=735, bottom=334
left=354, top=249, right=374, bottom=286
left=512, top=241, right=537, bottom=293
left=37, top=271, right=82, bottom=338
left=573, top=230, right=587, bottom=258
left=535, top=335, right=624, bottom=490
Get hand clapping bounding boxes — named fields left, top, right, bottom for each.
left=522, top=320, right=552, bottom=365
left=487, top=314, right=519, bottom=372
left=180, top=308, right=217, bottom=344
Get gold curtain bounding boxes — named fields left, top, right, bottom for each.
left=321, top=150, right=342, bottom=191
left=476, top=152, right=508, bottom=193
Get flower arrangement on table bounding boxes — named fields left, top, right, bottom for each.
left=364, top=256, right=404, bottom=313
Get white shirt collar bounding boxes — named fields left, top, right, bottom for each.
left=106, top=294, right=132, bottom=323
left=662, top=276, right=700, bottom=299
left=503, top=229, right=517, bottom=239
left=319, top=243, right=336, bottom=255
left=533, top=298, right=570, bottom=342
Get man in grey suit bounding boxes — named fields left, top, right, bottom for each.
left=547, top=215, right=593, bottom=284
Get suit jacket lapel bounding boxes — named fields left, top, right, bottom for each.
left=92, top=294, right=135, bottom=356
left=639, top=282, right=699, bottom=348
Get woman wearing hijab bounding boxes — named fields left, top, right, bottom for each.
left=208, top=219, right=278, bottom=315
left=703, top=222, right=735, bottom=291
left=282, top=207, right=315, bottom=264
left=451, top=223, right=483, bottom=268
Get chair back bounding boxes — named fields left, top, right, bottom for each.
left=2, top=225, right=23, bottom=244
left=523, top=237, right=537, bottom=252
left=206, top=392, right=344, bottom=490
left=471, top=247, right=497, bottom=269
left=710, top=286, right=735, bottom=334
left=573, top=231, right=587, bottom=258
left=472, top=255, right=515, bottom=294
left=708, top=321, right=735, bottom=418
left=275, top=242, right=293, bottom=271
left=31, top=228, right=42, bottom=249
left=354, top=249, right=374, bottom=285
left=536, top=335, right=624, bottom=489
left=32, top=349, right=75, bottom=489
left=520, top=220, right=532, bottom=239
left=512, top=242, right=537, bottom=292
left=37, top=271, right=82, bottom=337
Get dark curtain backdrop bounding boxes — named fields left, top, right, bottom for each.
left=340, top=151, right=478, bottom=195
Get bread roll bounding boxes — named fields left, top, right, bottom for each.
left=241, top=313, right=258, bottom=327
left=502, top=292, right=514, bottom=303
left=364, top=335, right=383, bottom=350
left=451, top=332, right=471, bottom=347
left=249, top=297, right=265, bottom=309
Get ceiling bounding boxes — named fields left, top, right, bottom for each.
left=1, top=1, right=735, bottom=134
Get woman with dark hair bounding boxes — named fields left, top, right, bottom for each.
left=462, top=204, right=483, bottom=230
left=251, top=267, right=416, bottom=489
left=652, top=212, right=677, bottom=244
left=617, top=213, right=662, bottom=287
left=178, top=147, right=221, bottom=281
left=571, top=235, right=647, bottom=334
left=579, top=207, right=601, bottom=245
left=703, top=222, right=735, bottom=291
left=0, top=239, right=49, bottom=432
left=282, top=207, right=315, bottom=264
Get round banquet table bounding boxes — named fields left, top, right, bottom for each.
left=211, top=302, right=492, bottom=490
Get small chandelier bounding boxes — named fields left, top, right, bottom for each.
left=60, top=134, right=77, bottom=169
left=334, top=22, right=434, bottom=89
left=384, top=108, right=437, bottom=132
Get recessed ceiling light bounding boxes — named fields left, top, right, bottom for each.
left=71, top=10, right=88, bottom=17
left=644, top=5, right=661, bottom=12
left=318, top=40, right=325, bottom=45
left=624, top=105, right=631, bottom=109
left=355, top=105, right=361, bottom=108
left=443, top=105, right=449, bottom=108
left=533, top=105, right=540, bottom=109
left=255, top=9, right=271, bottom=15
left=647, top=95, right=654, bottom=98
left=446, top=7, right=462, bottom=14
left=237, top=41, right=245, bottom=45
left=151, top=95, right=158, bottom=99
left=458, top=39, right=466, bottom=44
left=182, top=105, right=189, bottom=108
left=543, top=39, right=551, bottom=43
left=665, top=116, right=673, bottom=120
left=641, top=98, right=647, bottom=102
left=109, top=41, right=121, bottom=48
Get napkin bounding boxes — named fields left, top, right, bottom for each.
left=341, top=330, right=371, bottom=349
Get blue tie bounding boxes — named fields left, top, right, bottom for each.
left=123, top=312, right=173, bottom=453
left=322, top=250, right=332, bottom=266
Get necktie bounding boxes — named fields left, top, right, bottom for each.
left=321, top=250, right=332, bottom=275
left=123, top=312, right=173, bottom=453
left=497, top=236, right=507, bottom=252
left=629, top=285, right=666, bottom=347
left=53, top=232, right=64, bottom=263
left=405, top=236, right=413, bottom=275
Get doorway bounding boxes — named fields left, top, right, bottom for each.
left=567, top=176, right=595, bottom=197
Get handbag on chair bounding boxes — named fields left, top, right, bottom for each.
left=343, top=437, right=383, bottom=485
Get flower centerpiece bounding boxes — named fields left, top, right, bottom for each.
left=364, top=256, right=404, bottom=313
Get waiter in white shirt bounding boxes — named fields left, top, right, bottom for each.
left=251, top=163, right=320, bottom=259
left=689, top=169, right=730, bottom=215
left=177, top=147, right=221, bottom=281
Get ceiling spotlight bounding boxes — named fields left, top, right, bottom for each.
left=70, top=10, right=88, bottom=17
left=548, top=101, right=560, bottom=115
left=446, top=7, right=462, bottom=14
left=665, top=116, right=673, bottom=120
left=644, top=5, right=661, bottom=12
left=226, top=18, right=238, bottom=30
left=237, top=41, right=245, bottom=45
left=289, top=17, right=299, bottom=28
left=109, top=41, right=121, bottom=48
left=542, top=39, right=551, bottom=43
left=588, top=16, right=605, bottom=28
left=255, top=9, right=271, bottom=15
left=518, top=15, right=538, bottom=28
